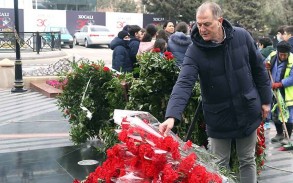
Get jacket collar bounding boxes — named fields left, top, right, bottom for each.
left=191, top=19, right=234, bottom=49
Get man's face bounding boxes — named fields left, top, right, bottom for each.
left=196, top=9, right=223, bottom=42
left=278, top=52, right=289, bottom=61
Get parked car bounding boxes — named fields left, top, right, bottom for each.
left=73, top=25, right=115, bottom=48
left=43, top=26, right=74, bottom=48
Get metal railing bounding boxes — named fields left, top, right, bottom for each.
left=0, top=31, right=61, bottom=53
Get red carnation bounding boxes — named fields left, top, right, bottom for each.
left=152, top=48, right=161, bottom=52
left=163, top=51, right=174, bottom=60
left=103, top=66, right=110, bottom=72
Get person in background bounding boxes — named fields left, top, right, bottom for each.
left=153, top=38, right=167, bottom=54
left=283, top=26, right=293, bottom=53
left=139, top=28, right=146, bottom=41
left=156, top=29, right=169, bottom=42
left=122, top=25, right=130, bottom=32
left=128, top=25, right=142, bottom=69
left=265, top=41, right=293, bottom=145
left=110, top=30, right=132, bottom=72
left=137, top=24, right=157, bottom=55
left=159, top=2, right=271, bottom=183
left=258, top=37, right=275, bottom=130
left=276, top=25, right=286, bottom=43
left=258, top=37, right=275, bottom=58
left=168, top=21, right=192, bottom=67
left=163, top=20, right=175, bottom=39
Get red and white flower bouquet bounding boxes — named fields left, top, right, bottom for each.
left=75, top=110, right=235, bottom=183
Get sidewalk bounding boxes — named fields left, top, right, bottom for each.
left=0, top=50, right=67, bottom=61
left=0, top=89, right=100, bottom=182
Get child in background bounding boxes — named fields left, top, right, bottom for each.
left=153, top=38, right=167, bottom=54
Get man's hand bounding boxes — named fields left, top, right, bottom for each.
left=272, top=82, right=283, bottom=89
left=262, top=104, right=270, bottom=119
left=159, top=118, right=175, bottom=137
left=265, top=62, right=271, bottom=70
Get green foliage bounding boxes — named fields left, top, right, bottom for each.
left=262, top=0, right=293, bottom=35
left=142, top=0, right=203, bottom=22
left=142, top=0, right=293, bottom=37
left=115, top=0, right=138, bottom=13
left=126, top=51, right=180, bottom=121
left=97, top=0, right=138, bottom=13
left=220, top=0, right=265, bottom=34
left=57, top=59, right=126, bottom=144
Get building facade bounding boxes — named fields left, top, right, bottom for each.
left=0, top=0, right=96, bottom=12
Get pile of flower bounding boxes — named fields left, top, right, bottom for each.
left=256, top=122, right=266, bottom=174
left=127, top=49, right=180, bottom=121
left=57, top=55, right=266, bottom=178
left=57, top=59, right=126, bottom=144
left=46, top=79, right=67, bottom=89
left=74, top=111, right=234, bottom=183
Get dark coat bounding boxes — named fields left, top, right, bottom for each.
left=165, top=19, right=272, bottom=139
left=128, top=37, right=140, bottom=65
left=110, top=37, right=132, bottom=72
left=288, top=37, right=293, bottom=53
left=168, top=32, right=192, bottom=66
left=260, top=45, right=275, bottom=58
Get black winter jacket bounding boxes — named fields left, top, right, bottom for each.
left=168, top=32, right=192, bottom=66
left=128, top=37, right=140, bottom=65
left=165, top=19, right=272, bottom=138
left=110, top=37, right=132, bottom=72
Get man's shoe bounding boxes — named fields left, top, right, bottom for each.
left=271, top=134, right=284, bottom=143
left=280, top=138, right=292, bottom=145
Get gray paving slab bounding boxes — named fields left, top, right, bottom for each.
left=0, top=89, right=72, bottom=153
left=258, top=123, right=293, bottom=182
left=0, top=50, right=67, bottom=60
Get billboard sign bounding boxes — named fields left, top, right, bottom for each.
left=23, top=9, right=66, bottom=32
left=106, top=12, right=143, bottom=35
left=0, top=8, right=24, bottom=32
left=66, top=11, right=105, bottom=35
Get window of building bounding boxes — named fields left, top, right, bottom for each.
left=32, top=0, right=96, bottom=11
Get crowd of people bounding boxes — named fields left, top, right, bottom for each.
left=109, top=1, right=293, bottom=183
left=110, top=19, right=193, bottom=72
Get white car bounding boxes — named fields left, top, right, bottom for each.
left=73, top=25, right=115, bottom=48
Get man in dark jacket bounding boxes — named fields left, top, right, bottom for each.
left=258, top=37, right=275, bottom=59
left=110, top=31, right=132, bottom=72
left=159, top=2, right=271, bottom=183
left=128, top=25, right=141, bottom=71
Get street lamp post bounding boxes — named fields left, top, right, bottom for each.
left=12, top=0, right=27, bottom=93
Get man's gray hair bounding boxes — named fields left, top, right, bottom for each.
left=196, top=2, right=223, bottom=19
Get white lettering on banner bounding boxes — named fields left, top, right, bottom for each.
left=153, top=18, right=164, bottom=21
left=36, top=19, right=47, bottom=27
left=0, top=12, right=9, bottom=17
left=78, top=15, right=93, bottom=19
left=116, top=21, right=126, bottom=29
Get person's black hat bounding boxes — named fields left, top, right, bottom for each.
left=277, top=41, right=292, bottom=53
left=118, top=31, right=129, bottom=39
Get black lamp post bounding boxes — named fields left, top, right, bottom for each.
left=12, top=0, right=27, bottom=93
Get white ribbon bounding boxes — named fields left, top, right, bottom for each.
left=80, top=77, right=92, bottom=119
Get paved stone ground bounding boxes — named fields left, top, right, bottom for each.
left=0, top=89, right=73, bottom=153
left=258, top=124, right=293, bottom=182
